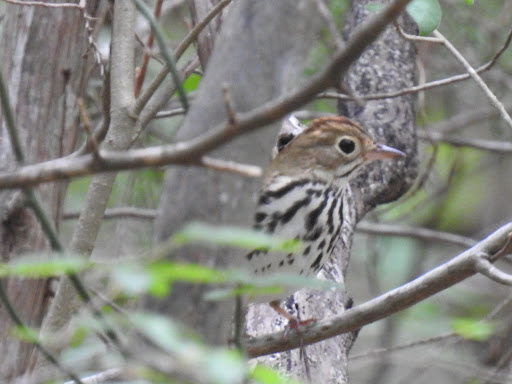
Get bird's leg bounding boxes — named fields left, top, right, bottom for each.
left=269, top=300, right=316, bottom=340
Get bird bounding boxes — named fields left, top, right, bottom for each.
left=245, top=116, right=405, bottom=322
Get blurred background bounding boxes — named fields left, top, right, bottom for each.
left=5, top=0, right=511, bottom=382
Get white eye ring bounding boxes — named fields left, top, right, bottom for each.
left=337, top=136, right=360, bottom=157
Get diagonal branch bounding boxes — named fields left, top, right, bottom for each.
left=244, top=223, right=512, bottom=357
left=0, top=0, right=414, bottom=190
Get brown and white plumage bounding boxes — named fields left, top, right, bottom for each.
left=246, top=116, right=405, bottom=303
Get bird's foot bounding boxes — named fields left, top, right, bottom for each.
left=269, top=300, right=316, bottom=341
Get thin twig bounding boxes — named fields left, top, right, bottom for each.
left=2, top=0, right=85, bottom=9
left=418, top=130, right=512, bottom=153
left=244, top=223, right=512, bottom=357
left=356, top=222, right=476, bottom=248
left=77, top=98, right=101, bottom=161
left=474, top=257, right=512, bottom=286
left=314, top=0, right=344, bottom=49
left=155, top=107, right=186, bottom=118
left=351, top=290, right=512, bottom=362
left=62, top=368, right=126, bottom=384
left=132, top=0, right=188, bottom=111
left=432, top=30, right=512, bottom=130
left=350, top=332, right=459, bottom=361
left=134, top=0, right=163, bottom=97
left=63, top=207, right=157, bottom=220
left=132, top=0, right=231, bottom=116
left=320, top=26, right=512, bottom=102
left=222, top=83, right=237, bottom=126
left=200, top=156, right=262, bottom=177
left=0, top=0, right=415, bottom=190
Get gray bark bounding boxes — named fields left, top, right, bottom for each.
left=340, top=0, right=418, bottom=215
left=148, top=0, right=323, bottom=345
left=0, top=1, right=101, bottom=381
left=151, top=0, right=417, bottom=383
left=249, top=1, right=417, bottom=382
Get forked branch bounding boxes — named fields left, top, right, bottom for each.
left=245, top=223, right=512, bottom=357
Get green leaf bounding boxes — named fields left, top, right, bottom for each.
left=11, top=326, right=39, bottom=343
left=466, top=0, right=474, bottom=4
left=70, top=326, right=89, bottom=348
left=406, top=0, right=442, bottom=36
left=250, top=365, right=302, bottom=384
left=0, top=255, right=90, bottom=278
left=183, top=73, right=201, bottom=92
left=204, top=271, right=342, bottom=301
left=173, top=222, right=302, bottom=253
left=451, top=318, right=494, bottom=341
left=147, top=262, right=228, bottom=297
left=365, top=3, right=384, bottom=12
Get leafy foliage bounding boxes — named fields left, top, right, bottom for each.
left=173, top=222, right=302, bottom=253
left=0, top=254, right=90, bottom=278
left=367, top=0, right=442, bottom=35
left=451, top=318, right=494, bottom=341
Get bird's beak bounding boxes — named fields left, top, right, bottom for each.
left=364, top=144, right=406, bottom=161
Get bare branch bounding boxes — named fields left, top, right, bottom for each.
left=62, top=368, right=125, bottom=384
left=155, top=108, right=186, bottom=118
left=133, top=0, right=232, bottom=115
left=432, top=30, right=512, bottom=130
left=244, top=223, right=512, bottom=357
left=77, top=98, right=101, bottom=161
left=320, top=26, right=512, bottom=102
left=418, top=130, right=512, bottom=153
left=350, top=332, right=458, bottom=361
left=63, top=207, right=157, bottom=220
left=2, top=0, right=85, bottom=10
left=474, top=257, right=512, bottom=286
left=0, top=0, right=414, bottom=190
left=222, top=84, right=237, bottom=126
left=356, top=222, right=477, bottom=248
left=199, top=156, right=262, bottom=178
left=134, top=0, right=164, bottom=97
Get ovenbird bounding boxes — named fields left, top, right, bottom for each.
left=246, top=116, right=405, bottom=315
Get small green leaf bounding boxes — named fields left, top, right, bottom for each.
left=407, top=0, right=442, bottom=36
left=451, top=318, right=494, bottom=341
left=0, top=255, right=90, bottom=278
left=365, top=3, right=384, bottom=12
left=250, top=365, right=302, bottom=384
left=11, top=326, right=39, bottom=343
left=204, top=271, right=342, bottom=301
left=466, top=0, right=474, bottom=4
left=70, top=326, right=89, bottom=348
left=173, top=222, right=302, bottom=253
left=183, top=73, right=201, bottom=92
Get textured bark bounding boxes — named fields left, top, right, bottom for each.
left=149, top=0, right=323, bottom=345
left=0, top=1, right=101, bottom=381
left=340, top=0, right=418, bottom=217
left=249, top=1, right=417, bottom=383
left=151, top=0, right=416, bottom=382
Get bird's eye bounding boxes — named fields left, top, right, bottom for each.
left=338, top=138, right=356, bottom=154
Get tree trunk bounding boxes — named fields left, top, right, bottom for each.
left=0, top=2, right=101, bottom=381
left=148, top=0, right=323, bottom=345
left=150, top=0, right=417, bottom=382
